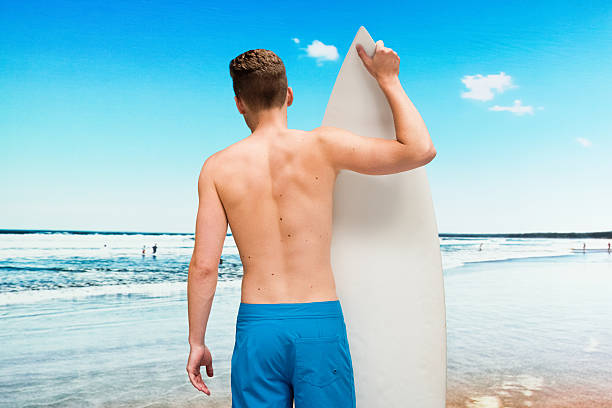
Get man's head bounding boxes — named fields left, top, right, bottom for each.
left=229, top=49, right=292, bottom=118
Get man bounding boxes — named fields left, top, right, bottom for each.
left=186, top=39, right=436, bottom=407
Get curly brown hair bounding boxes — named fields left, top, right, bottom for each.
left=229, top=49, right=288, bottom=112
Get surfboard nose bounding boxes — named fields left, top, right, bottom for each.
left=357, top=25, right=370, bottom=38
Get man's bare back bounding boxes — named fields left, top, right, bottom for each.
left=210, top=127, right=340, bottom=303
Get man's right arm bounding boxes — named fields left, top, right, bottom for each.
left=317, top=40, right=436, bottom=176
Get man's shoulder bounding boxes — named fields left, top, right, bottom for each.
left=286, top=127, right=326, bottom=149
left=302, top=126, right=323, bottom=138
left=199, top=149, right=225, bottom=185
left=201, top=151, right=220, bottom=172
left=201, top=142, right=239, bottom=171
left=310, top=125, right=347, bottom=140
left=199, top=141, right=244, bottom=184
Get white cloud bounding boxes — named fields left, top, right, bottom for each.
left=489, top=99, right=534, bottom=116
left=292, top=37, right=300, bottom=44
left=576, top=137, right=592, bottom=147
left=461, top=72, right=515, bottom=101
left=305, top=40, right=339, bottom=66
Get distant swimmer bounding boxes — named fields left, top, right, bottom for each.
left=583, top=242, right=586, bottom=252
left=479, top=243, right=483, bottom=251
left=608, top=242, right=611, bottom=253
left=142, top=245, right=146, bottom=255
left=153, top=243, right=158, bottom=254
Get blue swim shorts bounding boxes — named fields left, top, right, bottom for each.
left=231, top=299, right=356, bottom=408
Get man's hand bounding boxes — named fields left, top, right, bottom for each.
left=186, top=344, right=214, bottom=395
left=356, top=40, right=400, bottom=85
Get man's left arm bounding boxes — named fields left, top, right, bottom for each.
left=186, top=154, right=228, bottom=395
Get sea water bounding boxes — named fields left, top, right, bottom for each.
left=0, top=231, right=610, bottom=407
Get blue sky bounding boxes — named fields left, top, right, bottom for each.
left=1, top=0, right=611, bottom=234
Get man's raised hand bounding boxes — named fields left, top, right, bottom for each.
left=356, top=39, right=400, bottom=84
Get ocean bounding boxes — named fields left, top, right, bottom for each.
left=1, top=230, right=611, bottom=407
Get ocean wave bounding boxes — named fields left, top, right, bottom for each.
left=0, top=279, right=242, bottom=305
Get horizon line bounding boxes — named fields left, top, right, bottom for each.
left=1, top=228, right=611, bottom=239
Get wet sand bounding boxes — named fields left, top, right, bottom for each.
left=447, top=376, right=612, bottom=408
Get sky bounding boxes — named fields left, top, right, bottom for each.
left=1, top=0, right=611, bottom=234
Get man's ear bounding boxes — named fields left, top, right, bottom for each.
left=286, top=87, right=294, bottom=107
left=234, top=95, right=246, bottom=114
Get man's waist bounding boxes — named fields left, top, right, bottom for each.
left=237, top=299, right=343, bottom=320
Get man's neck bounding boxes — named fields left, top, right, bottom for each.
left=246, top=108, right=288, bottom=134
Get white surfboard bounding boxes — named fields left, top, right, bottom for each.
left=323, top=26, right=447, bottom=407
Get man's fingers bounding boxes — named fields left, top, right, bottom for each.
left=355, top=44, right=372, bottom=68
left=206, top=361, right=214, bottom=377
left=187, top=367, right=211, bottom=395
left=195, top=375, right=211, bottom=396
left=187, top=368, right=201, bottom=388
left=201, top=383, right=211, bottom=396
left=187, top=369, right=201, bottom=389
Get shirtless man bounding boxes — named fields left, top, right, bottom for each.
left=186, top=40, right=436, bottom=407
